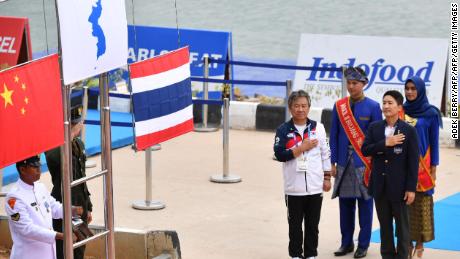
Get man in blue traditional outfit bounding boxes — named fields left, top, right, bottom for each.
left=330, top=67, right=382, bottom=258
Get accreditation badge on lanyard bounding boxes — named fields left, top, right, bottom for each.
left=296, top=125, right=311, bottom=172
left=393, top=127, right=403, bottom=154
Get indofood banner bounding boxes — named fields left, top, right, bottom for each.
left=294, top=34, right=448, bottom=108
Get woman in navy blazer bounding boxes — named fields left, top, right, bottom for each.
left=361, top=90, right=419, bottom=259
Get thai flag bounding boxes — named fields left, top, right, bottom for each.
left=130, top=47, right=193, bottom=150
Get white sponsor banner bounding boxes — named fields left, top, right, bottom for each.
left=57, top=0, right=128, bottom=84
left=294, top=34, right=448, bottom=108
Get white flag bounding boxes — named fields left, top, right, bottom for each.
left=56, top=0, right=128, bottom=84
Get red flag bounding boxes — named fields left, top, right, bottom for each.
left=0, top=54, right=63, bottom=168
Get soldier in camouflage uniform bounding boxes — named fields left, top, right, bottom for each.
left=45, top=104, right=93, bottom=259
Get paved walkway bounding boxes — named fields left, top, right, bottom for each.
left=1, top=129, right=460, bottom=258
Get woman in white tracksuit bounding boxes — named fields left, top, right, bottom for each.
left=274, top=90, right=332, bottom=259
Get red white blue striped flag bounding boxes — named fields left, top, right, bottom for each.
left=130, top=47, right=193, bottom=150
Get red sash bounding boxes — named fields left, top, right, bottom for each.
left=335, top=97, right=372, bottom=187
left=400, top=110, right=435, bottom=191
left=417, top=147, right=435, bottom=191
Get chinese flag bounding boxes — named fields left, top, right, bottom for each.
left=0, top=54, right=63, bottom=168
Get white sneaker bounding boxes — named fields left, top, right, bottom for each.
left=305, top=257, right=316, bottom=259
left=291, top=257, right=302, bottom=259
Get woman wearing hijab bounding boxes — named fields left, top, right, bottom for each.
left=402, top=76, right=443, bottom=258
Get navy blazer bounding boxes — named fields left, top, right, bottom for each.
left=361, top=119, right=419, bottom=202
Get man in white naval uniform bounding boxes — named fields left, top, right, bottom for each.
left=5, top=155, right=82, bottom=259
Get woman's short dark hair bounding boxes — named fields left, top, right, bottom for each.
left=383, top=90, right=404, bottom=105
left=288, top=90, right=311, bottom=108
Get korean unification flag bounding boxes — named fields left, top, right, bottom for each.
left=56, top=0, right=128, bottom=84
left=129, top=47, right=194, bottom=150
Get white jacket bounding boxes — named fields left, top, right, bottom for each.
left=274, top=119, right=332, bottom=196
left=5, top=179, right=63, bottom=259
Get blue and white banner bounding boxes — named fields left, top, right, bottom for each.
left=294, top=34, right=448, bottom=108
left=56, top=0, right=128, bottom=85
left=128, top=25, right=231, bottom=95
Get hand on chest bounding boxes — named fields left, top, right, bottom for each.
left=384, top=126, right=407, bottom=156
left=286, top=129, right=318, bottom=148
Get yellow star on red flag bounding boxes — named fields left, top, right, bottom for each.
left=1, top=83, right=14, bottom=108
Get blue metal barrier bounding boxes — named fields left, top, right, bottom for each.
left=83, top=99, right=223, bottom=128
left=191, top=77, right=286, bottom=86
left=208, top=58, right=342, bottom=72
left=192, top=99, right=224, bottom=106
left=84, top=120, right=133, bottom=127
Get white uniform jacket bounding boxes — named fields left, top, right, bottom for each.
left=274, top=119, right=332, bottom=196
left=5, top=179, right=63, bottom=259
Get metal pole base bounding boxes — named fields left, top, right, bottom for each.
left=132, top=200, right=165, bottom=210
left=210, top=174, right=242, bottom=183
left=194, top=123, right=219, bottom=132
left=151, top=144, right=162, bottom=151
left=85, top=160, right=97, bottom=168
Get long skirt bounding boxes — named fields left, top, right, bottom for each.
left=409, top=192, right=435, bottom=242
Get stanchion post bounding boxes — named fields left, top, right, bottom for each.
left=151, top=144, right=162, bottom=151
left=210, top=98, right=241, bottom=183
left=203, top=56, right=209, bottom=128
left=341, top=66, right=347, bottom=98
left=285, top=80, right=292, bottom=122
left=195, top=56, right=218, bottom=132
left=145, top=148, right=153, bottom=201
left=132, top=146, right=165, bottom=210
left=223, top=98, right=229, bottom=177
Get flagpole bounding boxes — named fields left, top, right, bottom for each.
left=0, top=169, right=4, bottom=197
left=99, top=72, right=116, bottom=259
left=53, top=0, right=74, bottom=258
left=194, top=56, right=218, bottom=132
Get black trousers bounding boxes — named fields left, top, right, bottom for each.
left=285, top=194, right=323, bottom=258
left=374, top=195, right=410, bottom=259
left=53, top=219, right=86, bottom=259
